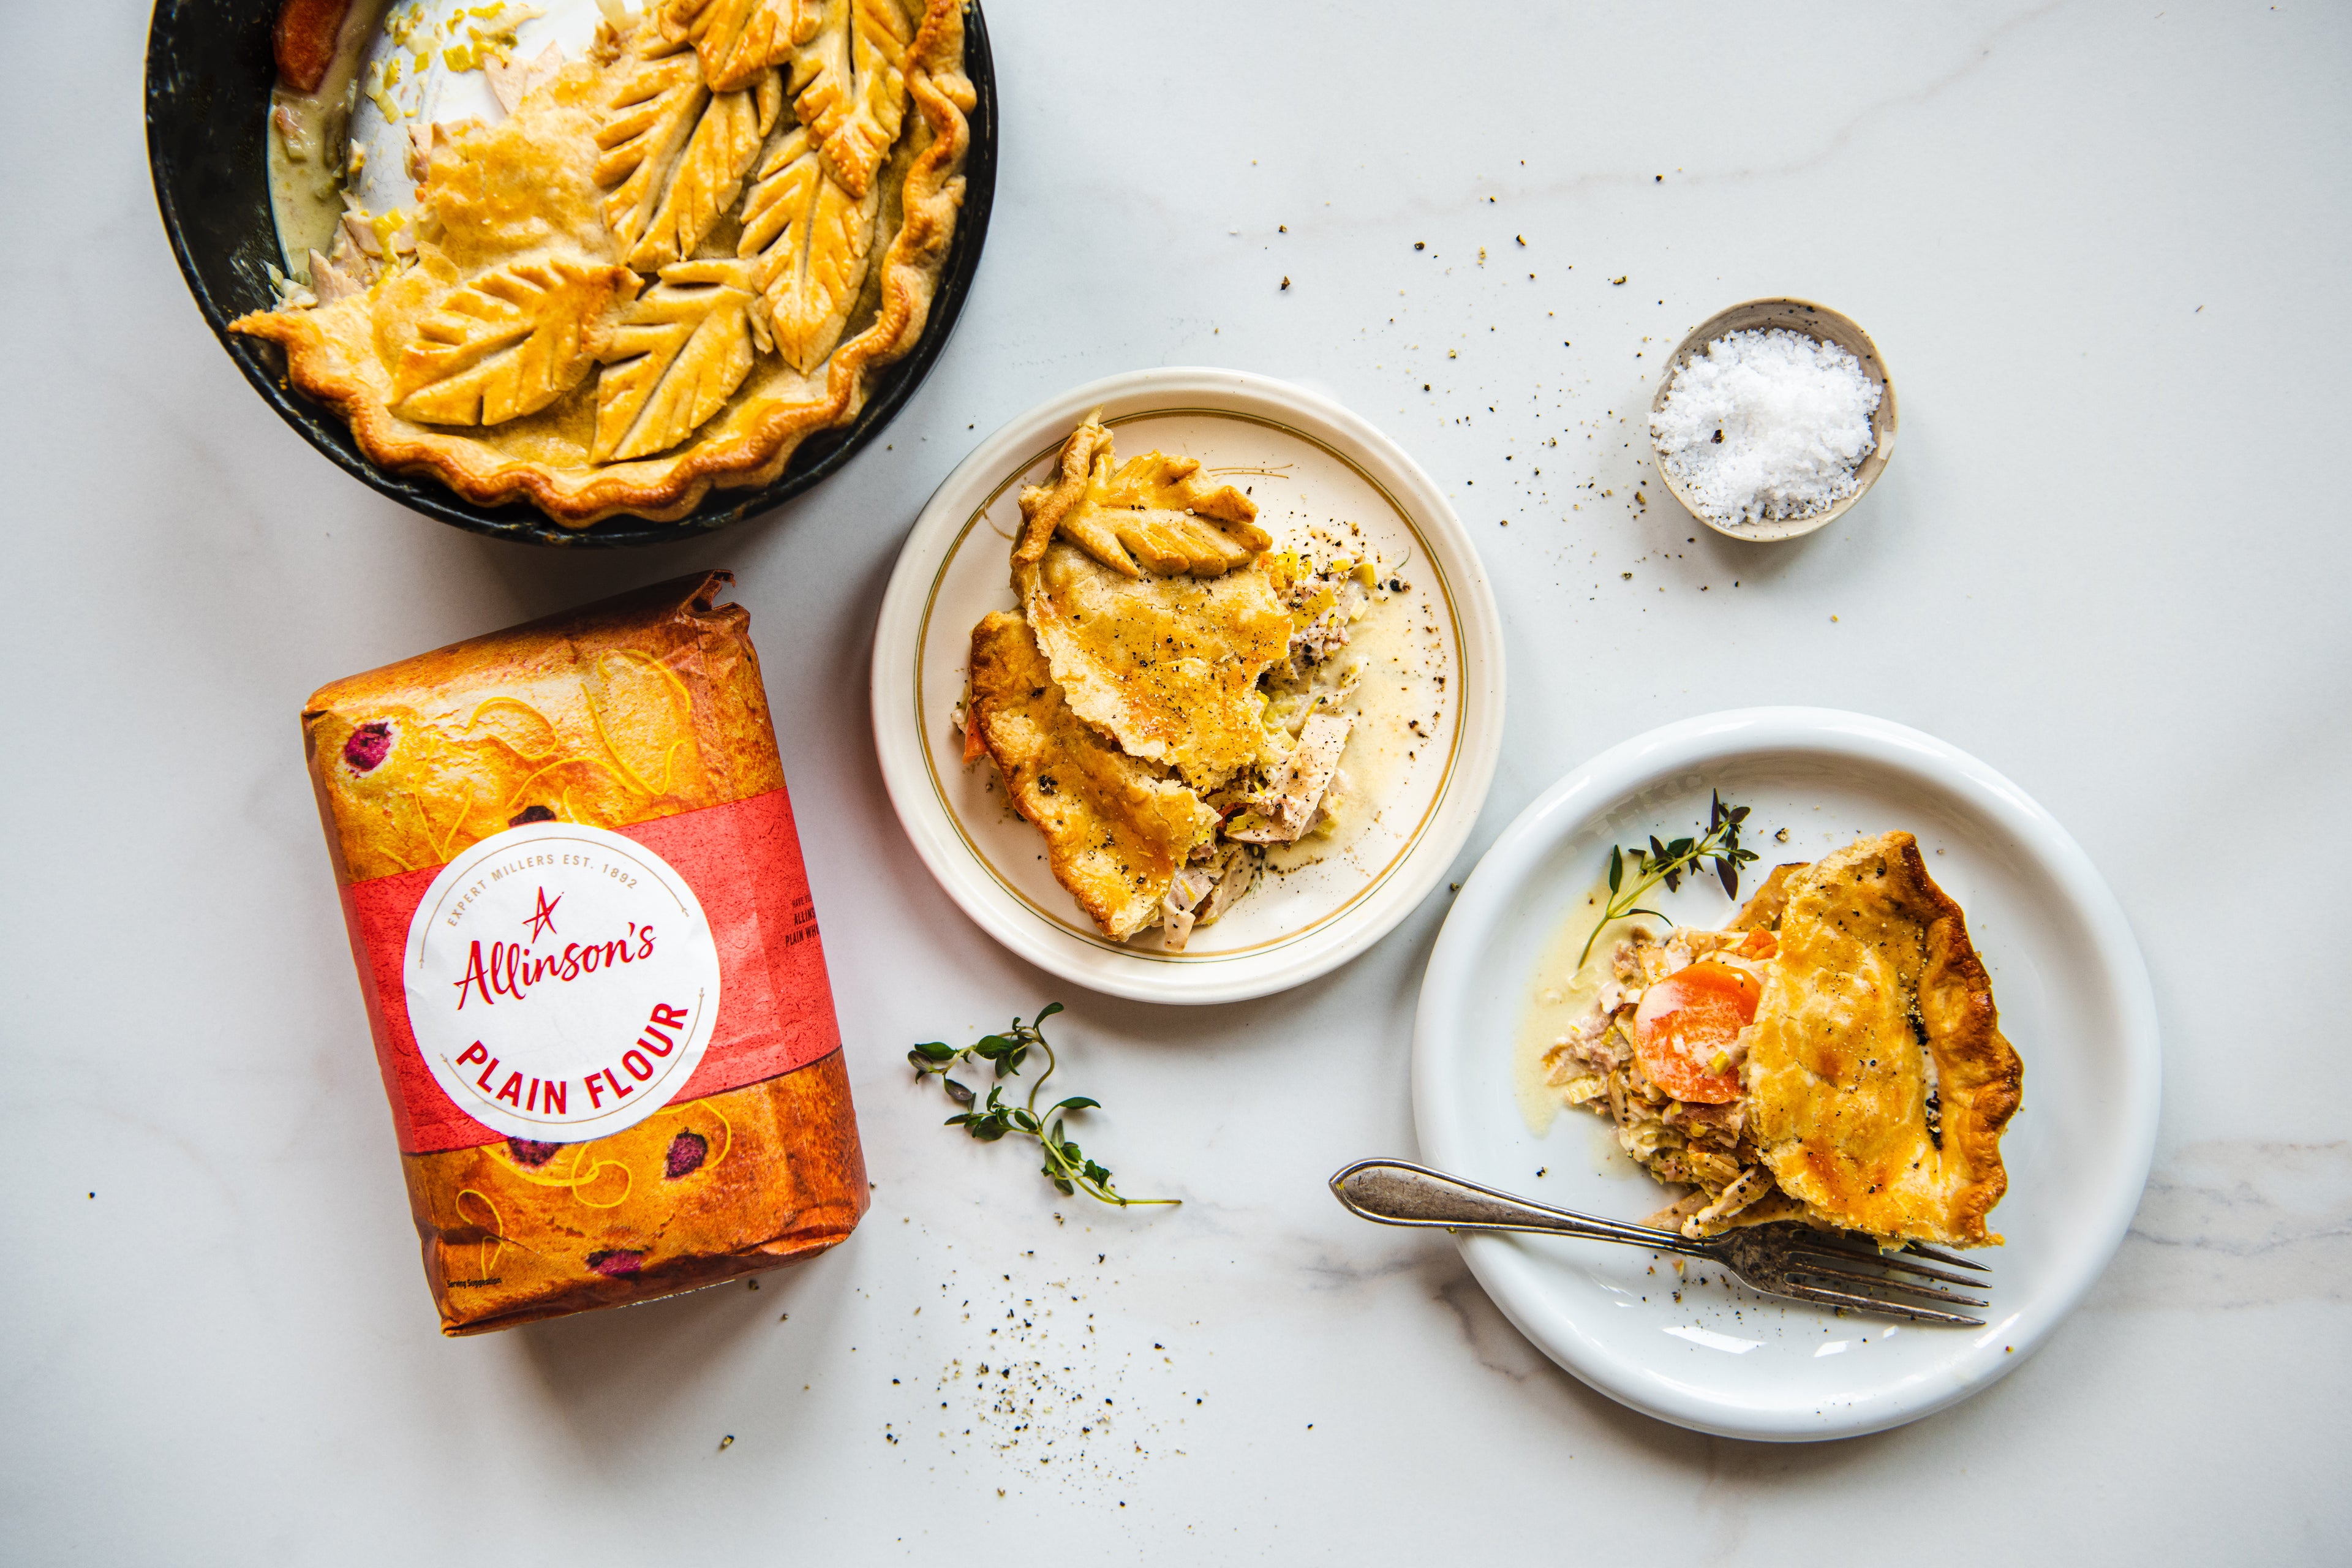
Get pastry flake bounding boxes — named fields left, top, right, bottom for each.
left=236, top=1, right=971, bottom=527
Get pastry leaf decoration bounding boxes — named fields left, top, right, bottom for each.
left=594, top=34, right=706, bottom=257
left=1067, top=452, right=1275, bottom=578
left=660, top=0, right=815, bottom=92
left=1014, top=413, right=1276, bottom=578
left=593, top=259, right=760, bottom=462
left=391, top=259, right=639, bottom=427
left=736, top=126, right=880, bottom=373
left=643, top=68, right=782, bottom=270
left=597, top=29, right=784, bottom=273
left=785, top=0, right=913, bottom=199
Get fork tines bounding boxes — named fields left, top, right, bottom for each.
left=1781, top=1281, right=1986, bottom=1327
left=1790, top=1235, right=1990, bottom=1291
left=1898, top=1241, right=1990, bottom=1273
left=1782, top=1232, right=1991, bottom=1324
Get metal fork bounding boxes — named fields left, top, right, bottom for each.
left=1330, top=1158, right=1990, bottom=1326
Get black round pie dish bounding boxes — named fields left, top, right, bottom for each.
left=145, top=0, right=997, bottom=547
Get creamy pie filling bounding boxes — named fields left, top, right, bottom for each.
left=1545, top=925, right=1803, bottom=1238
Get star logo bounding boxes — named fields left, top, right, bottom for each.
left=522, top=886, right=562, bottom=944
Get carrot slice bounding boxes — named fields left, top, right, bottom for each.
left=1632, top=960, right=1760, bottom=1104
left=274, top=0, right=352, bottom=95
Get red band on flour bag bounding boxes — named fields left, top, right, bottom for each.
left=340, top=788, right=839, bottom=1155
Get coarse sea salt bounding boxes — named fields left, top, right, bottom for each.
left=1651, top=328, right=1882, bottom=530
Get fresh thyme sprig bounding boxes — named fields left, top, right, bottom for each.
left=908, top=1003, right=1177, bottom=1208
left=1576, top=791, right=1761, bottom=967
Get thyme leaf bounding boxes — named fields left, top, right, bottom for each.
left=1575, top=790, right=1762, bottom=967
left=907, top=1003, right=1176, bottom=1208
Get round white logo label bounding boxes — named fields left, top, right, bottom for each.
left=402, top=823, right=722, bottom=1144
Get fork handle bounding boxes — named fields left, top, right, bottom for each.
left=1330, top=1158, right=1714, bottom=1260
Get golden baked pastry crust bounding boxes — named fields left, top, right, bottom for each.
left=305, top=571, right=865, bottom=1332
left=1545, top=834, right=2020, bottom=1247
left=1021, top=540, right=1291, bottom=792
left=962, top=415, right=1390, bottom=943
left=660, top=0, right=809, bottom=97
left=1011, top=415, right=1291, bottom=791
left=967, top=611, right=1218, bottom=938
left=1743, top=833, right=2023, bottom=1246
left=237, top=1, right=970, bottom=527
left=1728, top=862, right=1804, bottom=932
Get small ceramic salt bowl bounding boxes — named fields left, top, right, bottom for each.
left=1648, top=298, right=1898, bottom=543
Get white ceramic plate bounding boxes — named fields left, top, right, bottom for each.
left=872, top=368, right=1504, bottom=1005
left=1412, top=709, right=2158, bottom=1440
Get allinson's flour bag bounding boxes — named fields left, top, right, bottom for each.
left=303, top=572, right=865, bottom=1333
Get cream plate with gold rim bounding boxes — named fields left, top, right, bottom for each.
left=872, top=368, right=1504, bottom=1004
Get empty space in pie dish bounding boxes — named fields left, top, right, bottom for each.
left=350, top=6, right=595, bottom=232
left=1411, top=708, right=2157, bottom=1440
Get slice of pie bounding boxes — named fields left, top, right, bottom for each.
left=1544, top=832, right=2024, bottom=1246
left=967, top=610, right=1221, bottom=938
left=963, top=413, right=1394, bottom=947
left=1011, top=417, right=1292, bottom=791
left=238, top=0, right=971, bottom=527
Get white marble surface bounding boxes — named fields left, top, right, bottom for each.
left=7, top=1, right=2350, bottom=1559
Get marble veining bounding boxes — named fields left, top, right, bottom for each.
left=2098, top=1139, right=2352, bottom=1310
